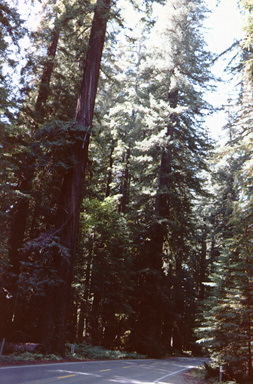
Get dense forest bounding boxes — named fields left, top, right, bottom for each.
left=1, top=0, right=253, bottom=382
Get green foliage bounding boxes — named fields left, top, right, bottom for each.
left=123, top=0, right=213, bottom=356
left=0, top=352, right=62, bottom=363
left=197, top=78, right=253, bottom=382
left=18, top=236, right=70, bottom=299
left=0, top=2, right=26, bottom=259
left=73, top=197, right=134, bottom=348
left=0, top=0, right=228, bottom=360
left=0, top=344, right=145, bottom=364
left=35, top=120, right=91, bottom=171
left=66, top=343, right=146, bottom=360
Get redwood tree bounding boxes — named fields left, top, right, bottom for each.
left=39, top=0, right=112, bottom=354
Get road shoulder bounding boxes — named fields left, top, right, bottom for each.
left=166, top=368, right=206, bottom=384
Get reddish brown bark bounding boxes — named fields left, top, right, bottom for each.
left=42, top=0, right=111, bottom=355
left=55, top=0, right=111, bottom=253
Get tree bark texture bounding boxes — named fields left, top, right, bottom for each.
left=55, top=0, right=111, bottom=253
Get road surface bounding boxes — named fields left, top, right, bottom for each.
left=0, top=357, right=208, bottom=384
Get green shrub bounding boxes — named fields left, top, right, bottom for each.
left=0, top=352, right=62, bottom=362
left=0, top=344, right=145, bottom=365
left=66, top=343, right=146, bottom=360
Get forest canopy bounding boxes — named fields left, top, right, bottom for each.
left=1, top=0, right=253, bottom=382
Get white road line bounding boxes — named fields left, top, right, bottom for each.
left=49, top=369, right=101, bottom=377
left=154, top=367, right=192, bottom=382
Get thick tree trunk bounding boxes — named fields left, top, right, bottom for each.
left=55, top=0, right=111, bottom=251
left=8, top=179, right=31, bottom=277
left=4, top=164, right=34, bottom=340
left=42, top=0, right=111, bottom=355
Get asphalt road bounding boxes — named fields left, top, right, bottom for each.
left=0, top=357, right=208, bottom=384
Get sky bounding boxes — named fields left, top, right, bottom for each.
left=205, top=0, right=242, bottom=54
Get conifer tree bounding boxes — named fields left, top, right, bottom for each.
left=1, top=0, right=92, bottom=344
left=198, top=3, right=253, bottom=379
left=126, top=0, right=212, bottom=356
left=0, top=0, right=27, bottom=341
left=2, top=0, right=216, bottom=356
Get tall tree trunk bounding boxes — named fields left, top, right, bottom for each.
left=199, top=225, right=207, bottom=300
left=77, top=240, right=93, bottom=343
left=34, top=26, right=60, bottom=122
left=119, top=146, right=131, bottom=213
left=247, top=311, right=252, bottom=382
left=89, top=291, right=103, bottom=345
left=6, top=171, right=32, bottom=339
left=42, top=0, right=111, bottom=355
left=55, top=0, right=111, bottom=252
left=105, top=139, right=115, bottom=197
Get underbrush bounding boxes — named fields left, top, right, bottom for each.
left=188, top=365, right=238, bottom=384
left=0, top=343, right=145, bottom=365
left=66, top=343, right=145, bottom=360
left=0, top=351, right=62, bottom=364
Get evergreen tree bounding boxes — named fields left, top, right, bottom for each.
left=1, top=0, right=231, bottom=359
left=0, top=0, right=27, bottom=341
left=73, top=197, right=133, bottom=348
left=1, top=0, right=91, bottom=345
left=197, top=3, right=253, bottom=379
left=127, top=0, right=213, bottom=356
left=198, top=174, right=253, bottom=381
